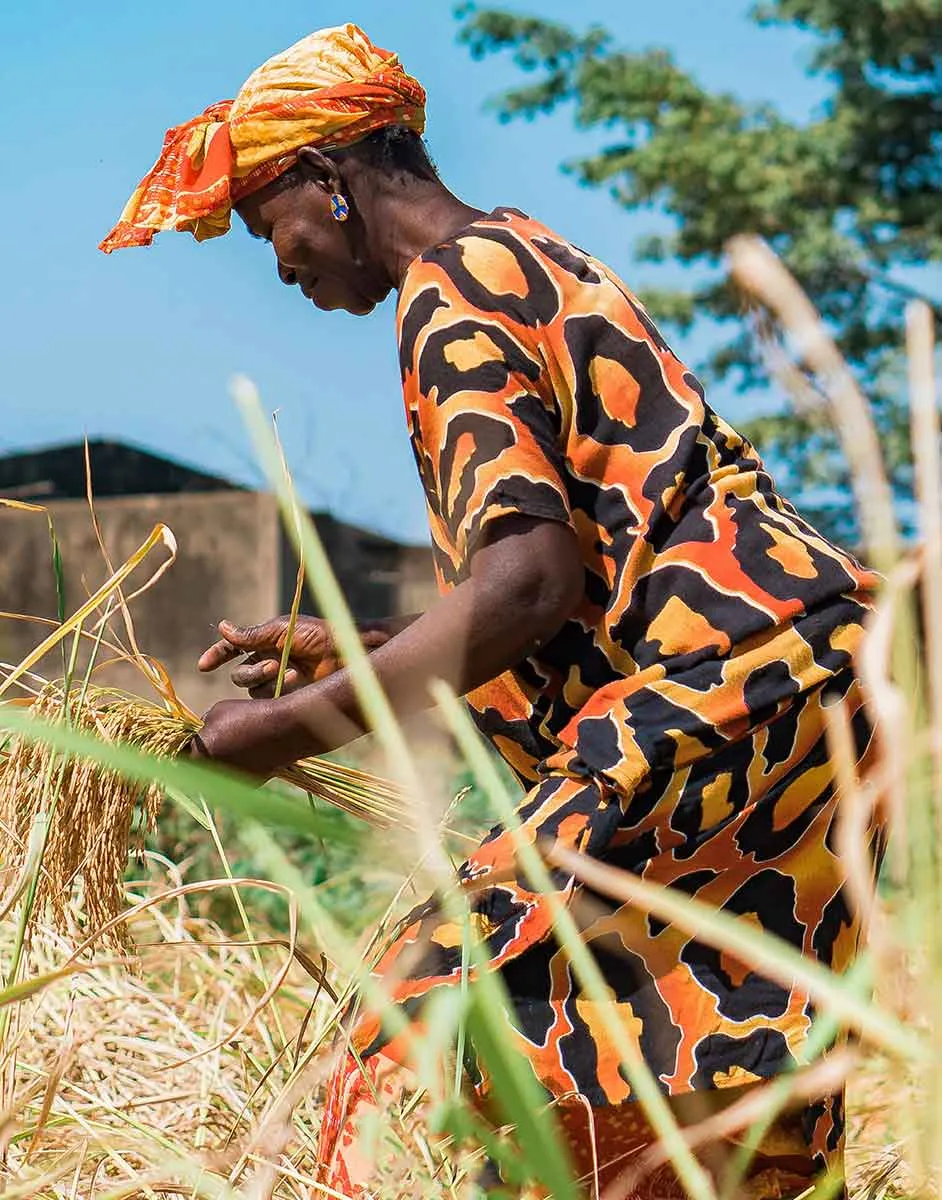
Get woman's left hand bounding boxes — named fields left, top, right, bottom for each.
left=189, top=698, right=298, bottom=781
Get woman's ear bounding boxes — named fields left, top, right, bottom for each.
left=296, top=146, right=343, bottom=196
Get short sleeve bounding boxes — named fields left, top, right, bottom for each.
left=403, top=304, right=574, bottom=576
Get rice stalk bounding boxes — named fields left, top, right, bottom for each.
left=726, top=235, right=899, bottom=574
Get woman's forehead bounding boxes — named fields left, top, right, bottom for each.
left=236, top=174, right=309, bottom=237
left=234, top=188, right=286, bottom=239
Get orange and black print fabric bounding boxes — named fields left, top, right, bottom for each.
left=318, top=209, right=881, bottom=1194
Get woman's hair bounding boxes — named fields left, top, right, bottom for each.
left=269, top=126, right=439, bottom=194
left=333, top=126, right=439, bottom=182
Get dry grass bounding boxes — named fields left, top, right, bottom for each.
left=0, top=875, right=472, bottom=1200
left=0, top=896, right=920, bottom=1200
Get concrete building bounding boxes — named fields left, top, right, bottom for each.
left=0, top=441, right=438, bottom=712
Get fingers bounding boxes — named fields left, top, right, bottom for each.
left=201, top=615, right=362, bottom=685
left=230, top=658, right=305, bottom=690
left=238, top=665, right=305, bottom=699
left=230, top=655, right=280, bottom=690
left=199, top=616, right=385, bottom=682
left=218, top=617, right=288, bottom=652
left=198, top=618, right=289, bottom=674
left=198, top=638, right=243, bottom=673
left=247, top=668, right=304, bottom=700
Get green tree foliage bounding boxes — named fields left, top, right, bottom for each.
left=457, top=0, right=942, bottom=541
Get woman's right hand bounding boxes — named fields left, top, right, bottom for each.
left=197, top=616, right=392, bottom=698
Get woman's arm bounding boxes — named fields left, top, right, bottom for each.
left=191, top=515, right=583, bottom=777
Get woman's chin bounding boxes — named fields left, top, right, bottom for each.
left=310, top=292, right=377, bottom=316
left=339, top=291, right=380, bottom=316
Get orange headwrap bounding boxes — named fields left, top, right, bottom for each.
left=99, top=23, right=426, bottom=253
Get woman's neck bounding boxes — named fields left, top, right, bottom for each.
left=350, top=170, right=487, bottom=289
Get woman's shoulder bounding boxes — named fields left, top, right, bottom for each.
left=398, top=206, right=625, bottom=339
left=408, top=206, right=611, bottom=285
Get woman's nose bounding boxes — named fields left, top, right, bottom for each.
left=277, top=260, right=298, bottom=287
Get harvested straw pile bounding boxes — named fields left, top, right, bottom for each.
left=1, top=897, right=459, bottom=1200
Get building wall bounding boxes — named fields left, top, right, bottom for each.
left=0, top=491, right=282, bottom=713
left=280, top=518, right=441, bottom=623
left=0, top=491, right=438, bottom=714
left=398, top=544, right=442, bottom=617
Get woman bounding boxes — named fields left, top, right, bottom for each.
left=102, top=24, right=880, bottom=1197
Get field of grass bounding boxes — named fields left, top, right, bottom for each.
left=0, top=898, right=921, bottom=1199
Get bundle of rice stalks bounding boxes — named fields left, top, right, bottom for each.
left=0, top=678, right=414, bottom=948
left=0, top=683, right=184, bottom=949
left=0, top=487, right=434, bottom=954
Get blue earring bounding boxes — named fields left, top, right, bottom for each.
left=330, top=193, right=350, bottom=222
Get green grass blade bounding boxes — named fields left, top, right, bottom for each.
left=47, top=514, right=67, bottom=676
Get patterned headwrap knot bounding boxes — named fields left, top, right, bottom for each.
left=99, top=23, right=427, bottom=253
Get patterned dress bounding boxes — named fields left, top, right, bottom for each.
left=319, top=208, right=880, bottom=1195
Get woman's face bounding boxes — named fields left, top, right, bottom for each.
left=236, top=172, right=392, bottom=316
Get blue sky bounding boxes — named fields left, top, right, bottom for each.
left=2, top=1, right=829, bottom=542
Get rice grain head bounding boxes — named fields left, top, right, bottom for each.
left=0, top=685, right=195, bottom=950
left=0, top=682, right=416, bottom=950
